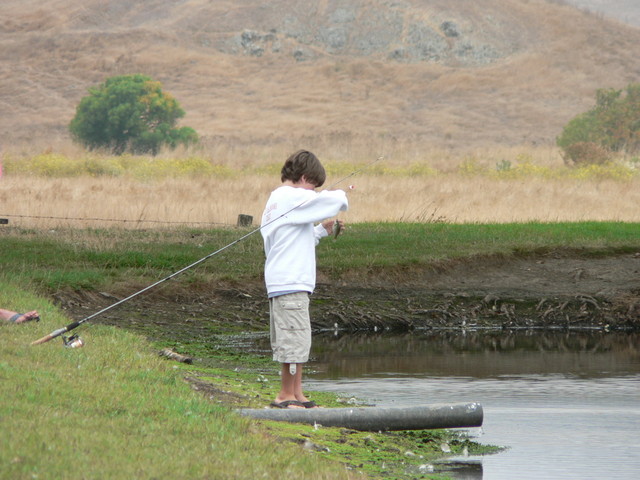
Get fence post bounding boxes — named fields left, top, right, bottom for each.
left=237, top=214, right=253, bottom=227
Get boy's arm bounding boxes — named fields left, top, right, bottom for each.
left=290, top=189, right=348, bottom=225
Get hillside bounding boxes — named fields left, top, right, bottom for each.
left=567, top=0, right=640, bottom=27
left=1, top=0, right=640, bottom=152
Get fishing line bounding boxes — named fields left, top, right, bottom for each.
left=31, top=155, right=384, bottom=346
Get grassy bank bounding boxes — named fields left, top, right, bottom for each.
left=1, top=222, right=639, bottom=294
left=1, top=281, right=496, bottom=480
left=1, top=283, right=359, bottom=480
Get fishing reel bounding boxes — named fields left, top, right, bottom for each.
left=62, top=334, right=85, bottom=348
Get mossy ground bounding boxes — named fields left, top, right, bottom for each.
left=168, top=350, right=501, bottom=480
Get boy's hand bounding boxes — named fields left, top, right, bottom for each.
left=323, top=219, right=345, bottom=238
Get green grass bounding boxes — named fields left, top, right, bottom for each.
left=2, top=222, right=639, bottom=294
left=0, top=283, right=353, bottom=480
left=0, top=227, right=264, bottom=293
left=319, top=221, right=640, bottom=273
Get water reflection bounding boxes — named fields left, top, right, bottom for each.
left=309, top=330, right=640, bottom=379
left=291, top=330, right=640, bottom=480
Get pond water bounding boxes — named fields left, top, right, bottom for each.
left=260, top=329, right=640, bottom=480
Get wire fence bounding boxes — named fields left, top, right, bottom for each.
left=0, top=213, right=248, bottom=228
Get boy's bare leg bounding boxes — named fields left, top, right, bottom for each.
left=275, top=363, right=305, bottom=408
left=292, top=365, right=312, bottom=404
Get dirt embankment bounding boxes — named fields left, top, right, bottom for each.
left=318, top=252, right=640, bottom=331
left=55, top=252, right=640, bottom=338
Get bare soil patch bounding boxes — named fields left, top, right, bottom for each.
left=55, top=252, right=640, bottom=344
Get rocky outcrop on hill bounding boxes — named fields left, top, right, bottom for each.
left=209, top=1, right=529, bottom=66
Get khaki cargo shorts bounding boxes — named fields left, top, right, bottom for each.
left=269, top=292, right=311, bottom=364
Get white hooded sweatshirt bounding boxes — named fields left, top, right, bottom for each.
left=261, top=185, right=348, bottom=296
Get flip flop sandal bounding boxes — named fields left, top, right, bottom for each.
left=270, top=400, right=305, bottom=409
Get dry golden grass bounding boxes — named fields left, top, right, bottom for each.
left=358, top=175, right=640, bottom=223
left=2, top=144, right=638, bottom=228
left=3, top=174, right=639, bottom=229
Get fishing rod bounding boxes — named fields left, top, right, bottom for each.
left=31, top=155, right=384, bottom=346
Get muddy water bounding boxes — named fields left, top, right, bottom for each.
left=296, top=330, right=640, bottom=480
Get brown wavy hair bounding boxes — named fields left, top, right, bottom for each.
left=280, top=150, right=326, bottom=187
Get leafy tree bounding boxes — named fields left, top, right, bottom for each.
left=557, top=83, right=640, bottom=165
left=69, top=74, right=198, bottom=155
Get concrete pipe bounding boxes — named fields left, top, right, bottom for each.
left=237, top=402, right=483, bottom=431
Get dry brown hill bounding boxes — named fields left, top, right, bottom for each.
left=567, top=0, right=640, bottom=27
left=1, top=0, right=640, bottom=153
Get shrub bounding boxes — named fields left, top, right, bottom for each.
left=560, top=142, right=611, bottom=167
left=557, top=83, right=640, bottom=164
left=457, top=158, right=488, bottom=176
left=495, top=159, right=512, bottom=172
left=20, top=153, right=84, bottom=177
left=69, top=74, right=198, bottom=155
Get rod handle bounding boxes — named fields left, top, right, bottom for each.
left=30, top=327, right=68, bottom=346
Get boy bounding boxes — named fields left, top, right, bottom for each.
left=260, top=150, right=348, bottom=409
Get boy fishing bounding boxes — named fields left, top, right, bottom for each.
left=260, top=150, right=348, bottom=409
